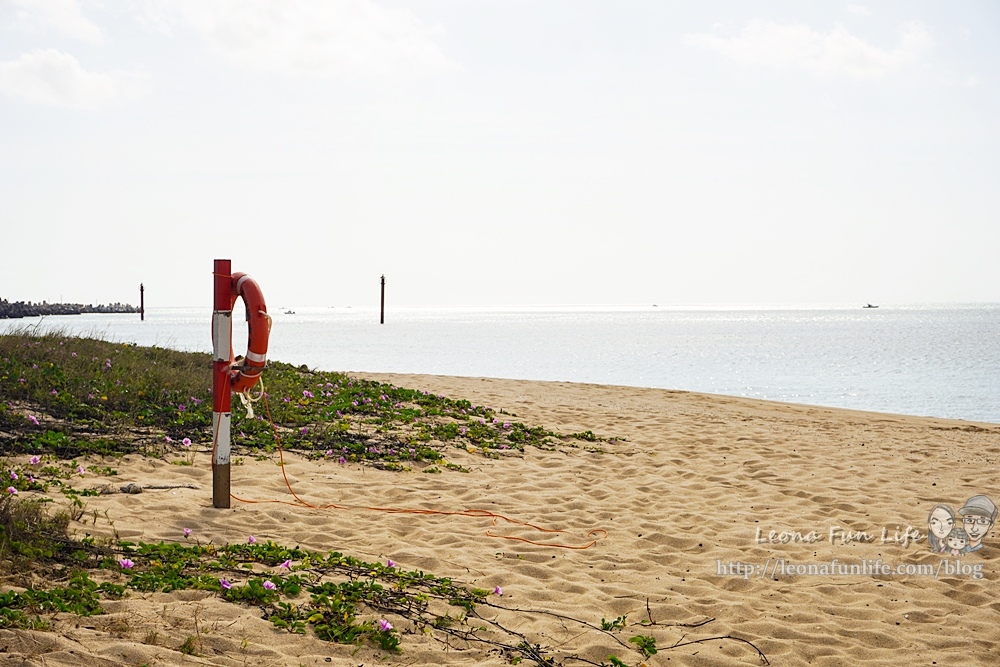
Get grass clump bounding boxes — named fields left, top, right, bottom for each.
left=0, top=496, right=113, bottom=629
left=0, top=492, right=71, bottom=566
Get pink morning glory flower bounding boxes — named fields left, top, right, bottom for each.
left=119, top=558, right=134, bottom=569
left=182, top=438, right=191, bottom=447
left=29, top=456, right=40, bottom=465
left=263, top=580, right=277, bottom=590
left=165, top=436, right=173, bottom=443
left=386, top=559, right=395, bottom=568
left=280, top=559, right=292, bottom=569
left=493, top=586, right=503, bottom=596
left=220, top=578, right=232, bottom=590
left=6, top=487, right=17, bottom=495
left=338, top=456, right=346, bottom=465
left=248, top=535, right=256, bottom=544
left=379, top=619, right=393, bottom=632
left=28, top=415, right=39, bottom=426
left=302, top=390, right=314, bottom=398
left=76, top=465, right=85, bottom=475
left=300, top=427, right=308, bottom=436
left=9, top=471, right=17, bottom=481
left=50, top=389, right=58, bottom=395
left=183, top=528, right=192, bottom=538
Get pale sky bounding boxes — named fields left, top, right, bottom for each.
left=2, top=1, right=998, bottom=308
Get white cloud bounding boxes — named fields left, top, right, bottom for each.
left=683, top=20, right=932, bottom=81
left=846, top=4, right=871, bottom=17
left=0, top=48, right=148, bottom=109
left=138, top=0, right=454, bottom=78
left=7, top=0, right=104, bottom=43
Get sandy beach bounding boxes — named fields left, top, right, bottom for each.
left=3, top=374, right=998, bottom=666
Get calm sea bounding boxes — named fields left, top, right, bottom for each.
left=3, top=304, right=997, bottom=424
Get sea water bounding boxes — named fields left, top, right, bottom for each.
left=2, top=304, right=997, bottom=424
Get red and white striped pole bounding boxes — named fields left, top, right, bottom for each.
left=212, top=259, right=233, bottom=508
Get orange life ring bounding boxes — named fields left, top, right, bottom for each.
left=229, top=272, right=269, bottom=393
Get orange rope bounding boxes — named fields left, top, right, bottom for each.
left=219, top=390, right=608, bottom=550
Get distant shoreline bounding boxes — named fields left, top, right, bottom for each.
left=0, top=299, right=140, bottom=319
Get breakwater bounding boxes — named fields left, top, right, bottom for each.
left=0, top=299, right=139, bottom=319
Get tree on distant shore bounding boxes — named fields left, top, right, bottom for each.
left=0, top=298, right=139, bottom=319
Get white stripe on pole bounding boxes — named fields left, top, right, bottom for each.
left=212, top=311, right=232, bottom=361
left=245, top=350, right=266, bottom=363
left=212, top=412, right=231, bottom=465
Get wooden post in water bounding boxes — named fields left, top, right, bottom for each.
left=211, top=260, right=233, bottom=508
left=380, top=275, right=385, bottom=324
left=139, top=283, right=145, bottom=321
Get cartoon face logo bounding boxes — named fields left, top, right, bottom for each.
left=927, top=504, right=955, bottom=553
left=958, top=495, right=997, bottom=553
left=928, top=496, right=995, bottom=555
left=945, top=527, right=969, bottom=555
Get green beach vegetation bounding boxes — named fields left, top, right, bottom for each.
left=0, top=330, right=600, bottom=664
left=0, top=329, right=559, bottom=468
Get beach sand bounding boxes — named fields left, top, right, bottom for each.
left=3, top=374, right=998, bottom=666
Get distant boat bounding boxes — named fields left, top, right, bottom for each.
left=863, top=304, right=879, bottom=309
left=284, top=310, right=295, bottom=315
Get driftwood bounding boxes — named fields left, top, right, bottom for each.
left=92, top=483, right=200, bottom=495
